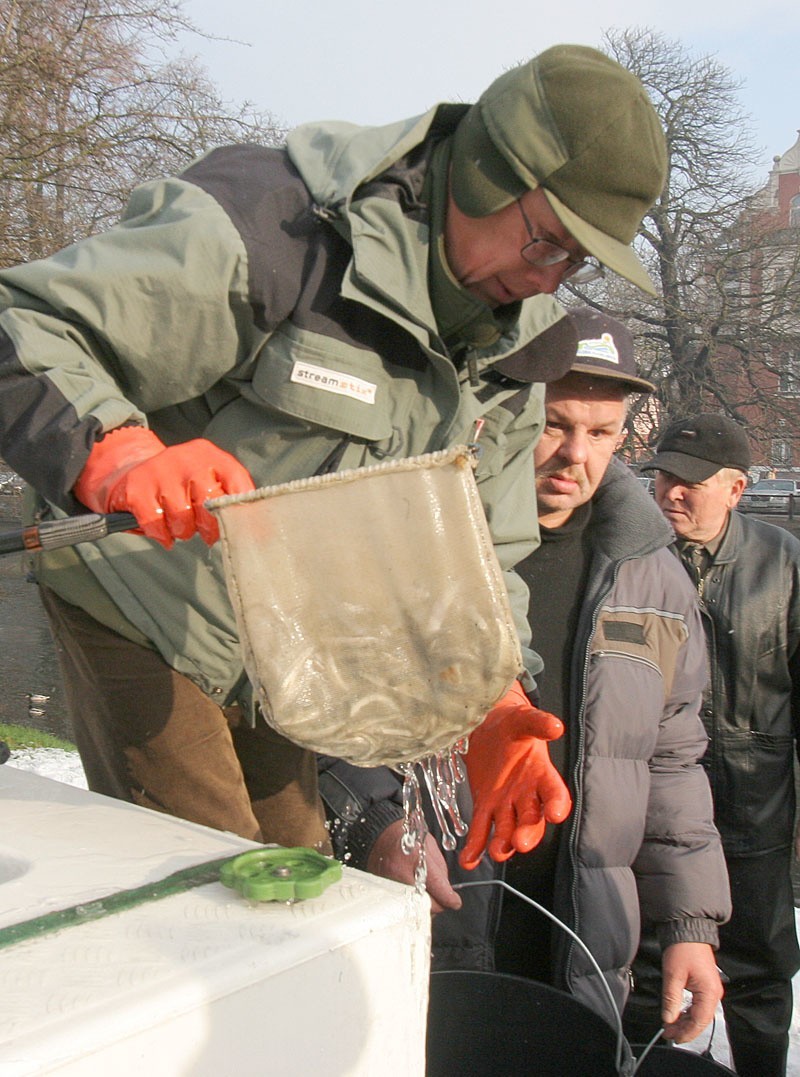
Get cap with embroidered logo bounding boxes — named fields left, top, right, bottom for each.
left=562, top=306, right=654, bottom=393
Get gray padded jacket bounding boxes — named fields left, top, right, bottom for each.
left=432, top=459, right=731, bottom=1021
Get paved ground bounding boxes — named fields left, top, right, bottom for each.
left=0, top=493, right=71, bottom=736
left=753, top=511, right=800, bottom=539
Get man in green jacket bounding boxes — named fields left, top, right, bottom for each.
left=0, top=45, right=666, bottom=878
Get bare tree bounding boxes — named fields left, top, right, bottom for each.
left=566, top=27, right=800, bottom=461
left=0, top=0, right=285, bottom=266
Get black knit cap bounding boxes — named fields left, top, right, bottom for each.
left=641, top=413, right=751, bottom=482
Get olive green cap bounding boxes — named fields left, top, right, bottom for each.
left=450, top=45, right=667, bottom=295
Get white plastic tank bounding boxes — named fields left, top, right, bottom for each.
left=0, top=766, right=430, bottom=1076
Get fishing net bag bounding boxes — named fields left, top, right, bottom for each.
left=208, top=446, right=522, bottom=768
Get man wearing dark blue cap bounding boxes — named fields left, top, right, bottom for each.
left=625, top=414, right=800, bottom=1076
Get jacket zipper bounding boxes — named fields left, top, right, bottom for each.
left=564, top=558, right=624, bottom=991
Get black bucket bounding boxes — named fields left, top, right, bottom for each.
left=426, top=971, right=736, bottom=1076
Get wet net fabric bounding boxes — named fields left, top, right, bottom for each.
left=208, top=446, right=522, bottom=767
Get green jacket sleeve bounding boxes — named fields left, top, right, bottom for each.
left=471, top=382, right=545, bottom=682
left=0, top=177, right=255, bottom=507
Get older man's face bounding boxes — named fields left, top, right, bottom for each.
left=444, top=187, right=587, bottom=307
left=654, top=469, right=746, bottom=543
left=534, top=373, right=627, bottom=528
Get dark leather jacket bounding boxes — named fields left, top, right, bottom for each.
left=690, top=509, right=800, bottom=856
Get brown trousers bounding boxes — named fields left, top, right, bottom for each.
left=39, top=585, right=331, bottom=852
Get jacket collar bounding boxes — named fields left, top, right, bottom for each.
left=591, top=457, right=674, bottom=562
left=286, top=105, right=466, bottom=209
left=710, top=510, right=741, bottom=565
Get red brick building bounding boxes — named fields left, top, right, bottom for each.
left=723, top=132, right=800, bottom=476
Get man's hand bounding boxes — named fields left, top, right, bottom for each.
left=660, top=942, right=724, bottom=1044
left=74, top=427, right=255, bottom=548
left=459, top=681, right=572, bottom=870
left=366, top=819, right=462, bottom=913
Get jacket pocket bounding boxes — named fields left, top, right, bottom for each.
left=707, top=728, right=795, bottom=854
left=250, top=324, right=397, bottom=441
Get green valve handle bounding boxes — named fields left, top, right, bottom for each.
left=220, top=847, right=343, bottom=902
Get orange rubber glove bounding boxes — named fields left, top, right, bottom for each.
left=459, top=680, right=572, bottom=870
left=73, top=427, right=255, bottom=549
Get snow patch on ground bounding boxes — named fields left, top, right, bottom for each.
left=6, top=746, right=88, bottom=788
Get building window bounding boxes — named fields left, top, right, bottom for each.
left=771, top=438, right=792, bottom=467
left=791, top=194, right=800, bottom=227
left=779, top=351, right=800, bottom=396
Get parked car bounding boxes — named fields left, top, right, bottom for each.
left=738, top=478, right=800, bottom=515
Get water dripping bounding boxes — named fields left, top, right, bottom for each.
left=398, top=737, right=470, bottom=895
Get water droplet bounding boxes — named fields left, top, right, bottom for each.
left=398, top=739, right=469, bottom=893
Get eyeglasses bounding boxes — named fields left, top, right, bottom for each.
left=517, top=200, right=604, bottom=285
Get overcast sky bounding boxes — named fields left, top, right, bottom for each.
left=174, top=1, right=799, bottom=180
